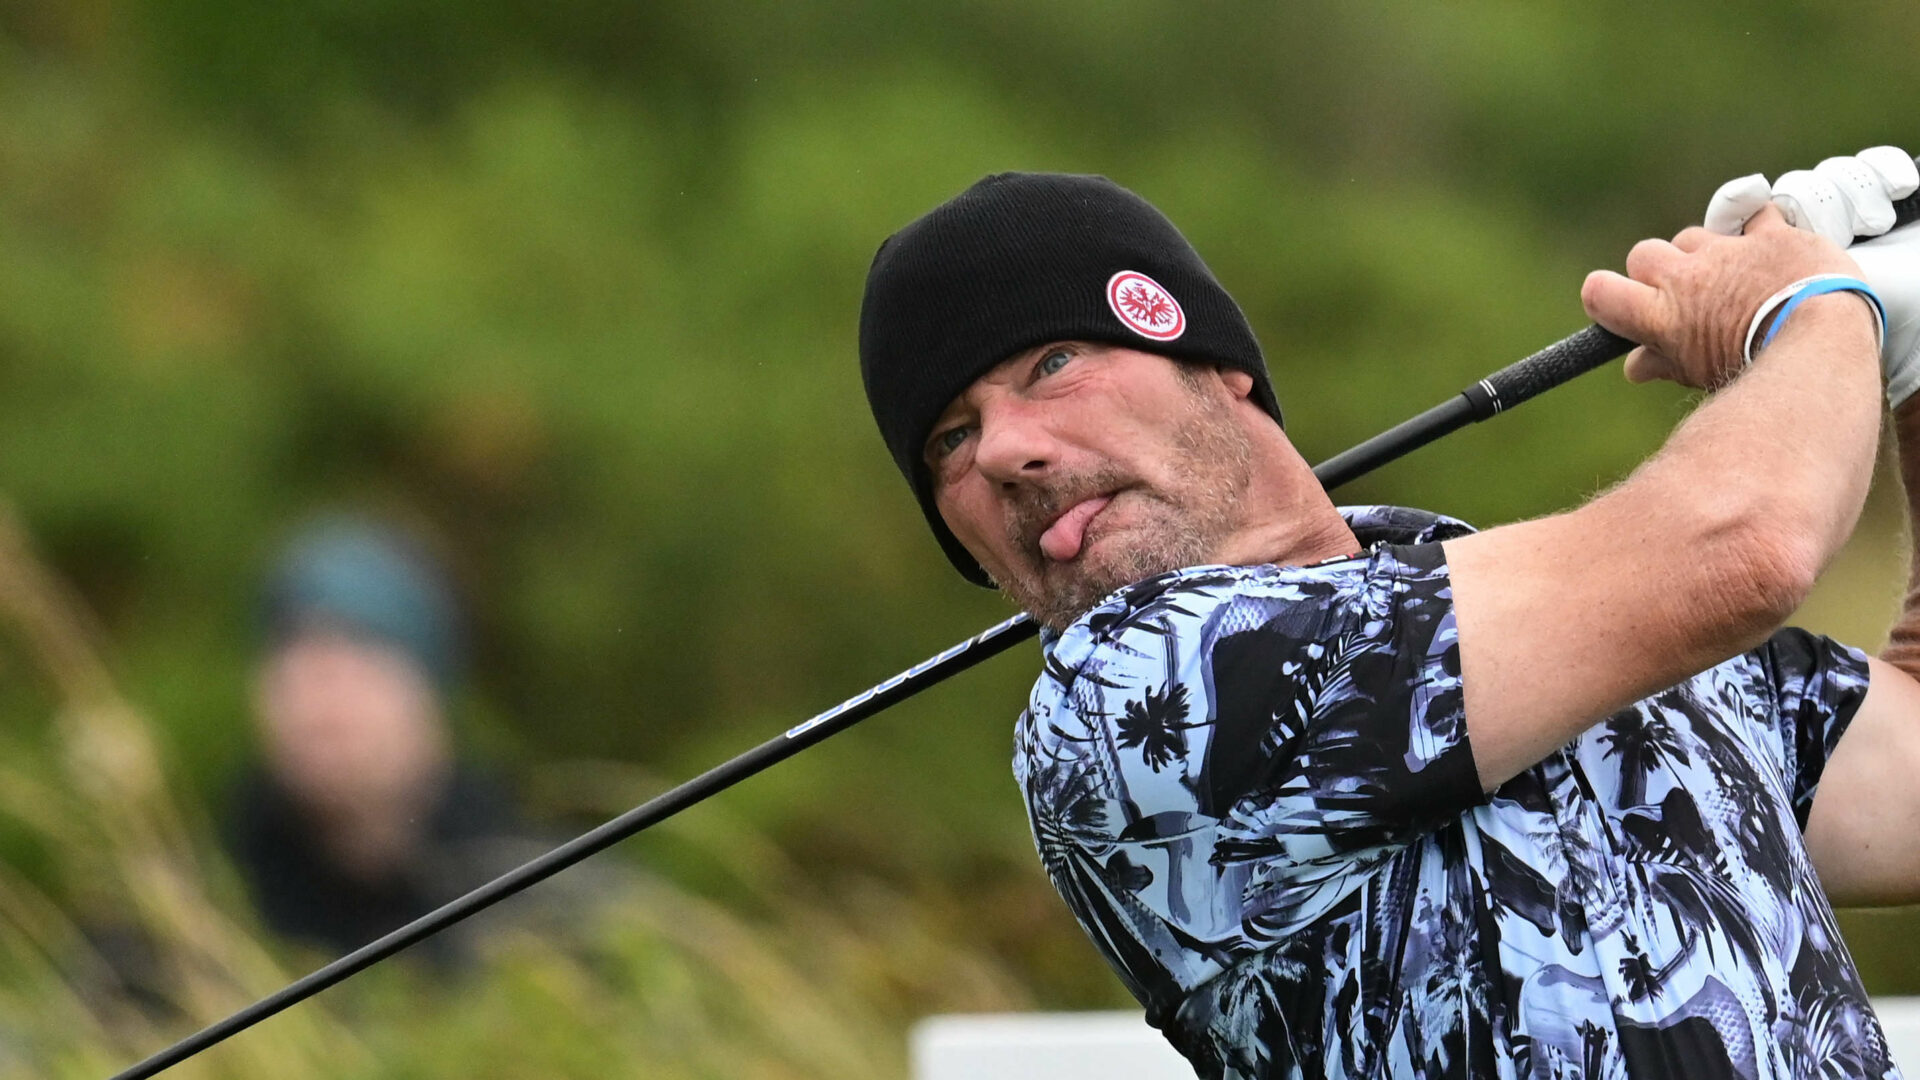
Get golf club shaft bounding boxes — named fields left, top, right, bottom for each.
left=107, top=315, right=1642, bottom=1080
left=1313, top=323, right=1631, bottom=489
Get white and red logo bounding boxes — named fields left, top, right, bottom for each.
left=1106, top=271, right=1186, bottom=341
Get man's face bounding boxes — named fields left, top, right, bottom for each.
left=925, top=342, right=1255, bottom=629
left=254, top=627, right=449, bottom=821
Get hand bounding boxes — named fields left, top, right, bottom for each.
left=1704, top=146, right=1920, bottom=406
left=1852, top=227, right=1920, bottom=407
left=1582, top=204, right=1861, bottom=389
left=1704, top=146, right=1918, bottom=246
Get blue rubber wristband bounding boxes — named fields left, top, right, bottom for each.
left=1755, top=274, right=1887, bottom=354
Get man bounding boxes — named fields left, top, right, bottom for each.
left=857, top=159, right=1920, bottom=1079
left=226, top=515, right=526, bottom=965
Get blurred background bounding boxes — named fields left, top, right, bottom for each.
left=2, top=1, right=1919, bottom=1076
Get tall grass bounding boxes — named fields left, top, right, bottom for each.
left=0, top=504, right=1037, bottom=1079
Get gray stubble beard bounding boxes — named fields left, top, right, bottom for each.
left=989, top=382, right=1256, bottom=631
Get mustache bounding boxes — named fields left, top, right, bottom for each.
left=1003, top=467, right=1135, bottom=558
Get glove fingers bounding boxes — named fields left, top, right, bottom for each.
left=1772, top=168, right=1856, bottom=247
left=1704, top=173, right=1771, bottom=235
left=1858, top=145, right=1920, bottom=200
left=1815, top=155, right=1896, bottom=237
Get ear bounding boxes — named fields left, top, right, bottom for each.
left=1220, top=368, right=1255, bottom=399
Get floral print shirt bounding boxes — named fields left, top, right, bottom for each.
left=1013, top=506, right=1892, bottom=1080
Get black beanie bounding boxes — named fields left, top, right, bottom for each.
left=859, top=171, right=1281, bottom=587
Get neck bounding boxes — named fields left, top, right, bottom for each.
left=299, top=766, right=449, bottom=882
left=1215, top=443, right=1361, bottom=569
left=318, top=809, right=424, bottom=882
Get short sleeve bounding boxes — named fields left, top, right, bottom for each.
left=1016, top=545, right=1488, bottom=1004
left=1758, top=627, right=1872, bottom=830
left=1207, top=541, right=1486, bottom=875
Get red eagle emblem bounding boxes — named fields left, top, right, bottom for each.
left=1118, top=284, right=1176, bottom=328
left=1105, top=271, right=1186, bottom=341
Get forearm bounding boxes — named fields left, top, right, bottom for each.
left=1453, top=217, right=1886, bottom=789
left=1880, top=397, right=1920, bottom=675
left=1449, top=296, right=1882, bottom=789
left=1814, top=401, right=1920, bottom=904
left=1607, top=295, right=1882, bottom=593
left=1803, top=321, right=1920, bottom=908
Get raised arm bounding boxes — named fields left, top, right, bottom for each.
left=1443, top=206, right=1883, bottom=790
left=1795, top=218, right=1920, bottom=903
left=1796, top=394, right=1920, bottom=905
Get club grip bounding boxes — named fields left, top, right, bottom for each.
left=1895, top=178, right=1920, bottom=232
left=1463, top=324, right=1633, bottom=416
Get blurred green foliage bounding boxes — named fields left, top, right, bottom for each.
left=3, top=0, right=1920, bottom=1072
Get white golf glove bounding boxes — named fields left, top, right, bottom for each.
left=1853, top=226, right=1920, bottom=408
left=1703, top=146, right=1920, bottom=407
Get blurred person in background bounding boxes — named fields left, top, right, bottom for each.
left=224, top=515, right=527, bottom=966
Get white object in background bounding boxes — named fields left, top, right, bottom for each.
left=1877, top=997, right=1920, bottom=1075
left=910, top=1012, right=1195, bottom=1080
left=912, top=1001, right=1920, bottom=1079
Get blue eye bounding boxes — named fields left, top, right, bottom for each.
left=1037, top=349, right=1072, bottom=376
left=934, top=426, right=970, bottom=456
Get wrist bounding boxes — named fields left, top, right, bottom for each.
left=1746, top=274, right=1887, bottom=364
left=1762, top=292, right=1883, bottom=357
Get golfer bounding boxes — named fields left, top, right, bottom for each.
left=858, top=151, right=1920, bottom=1079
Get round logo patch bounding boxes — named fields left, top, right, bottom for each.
left=1106, top=270, right=1186, bottom=342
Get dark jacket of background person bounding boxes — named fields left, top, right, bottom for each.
left=225, top=765, right=522, bottom=964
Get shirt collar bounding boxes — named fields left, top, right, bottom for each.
left=1036, top=504, right=1474, bottom=652
left=1340, top=503, right=1477, bottom=548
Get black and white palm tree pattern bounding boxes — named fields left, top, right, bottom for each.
left=1013, top=506, right=1893, bottom=1080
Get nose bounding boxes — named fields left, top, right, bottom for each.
left=972, top=399, right=1058, bottom=489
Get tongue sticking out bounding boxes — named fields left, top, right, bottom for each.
left=1039, top=495, right=1113, bottom=563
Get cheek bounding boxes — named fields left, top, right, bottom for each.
left=936, top=483, right=1012, bottom=562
